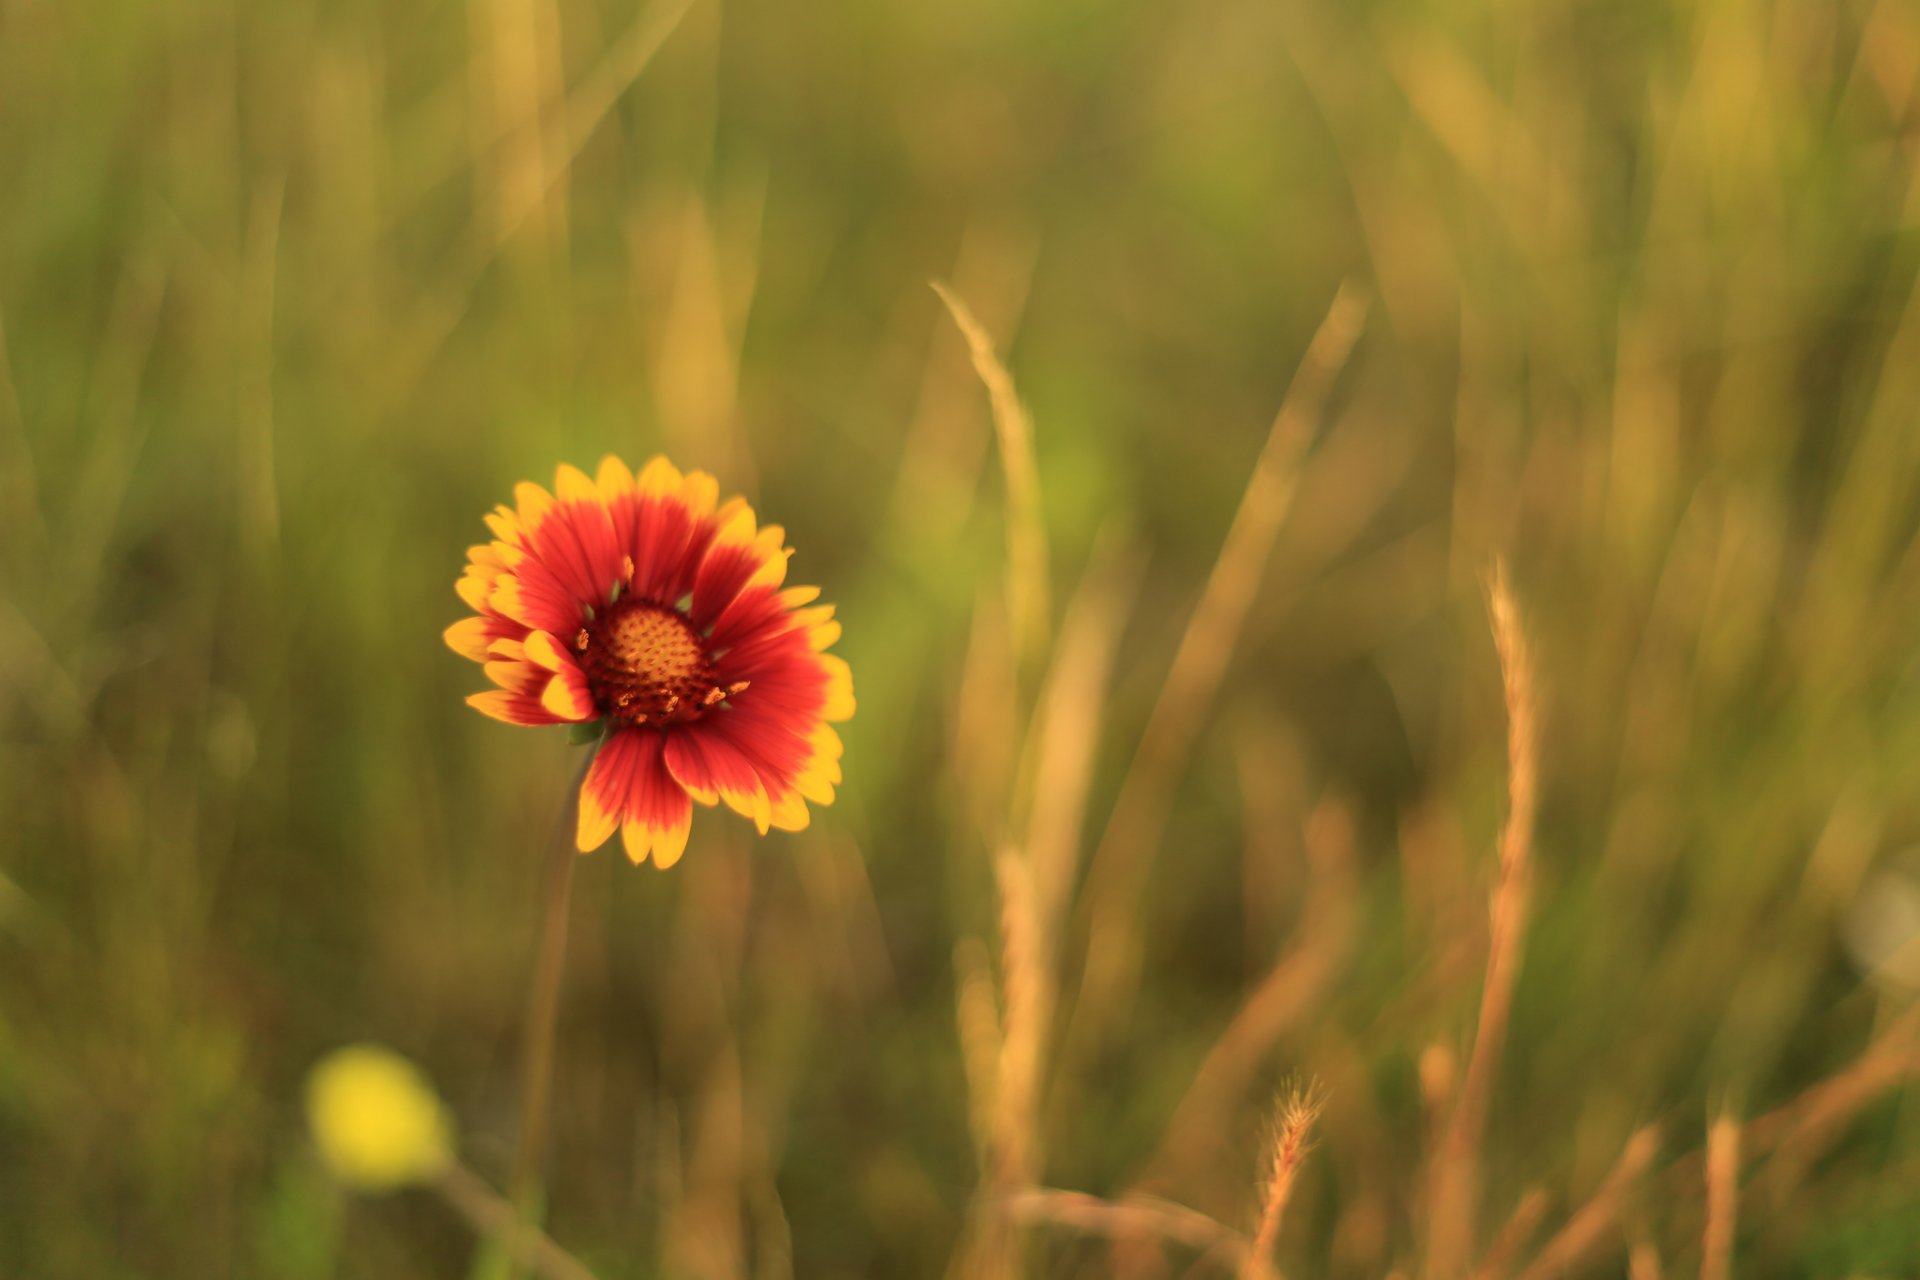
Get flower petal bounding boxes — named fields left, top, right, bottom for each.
left=466, top=689, right=557, bottom=725
left=637, top=455, right=684, bottom=495
left=691, top=511, right=796, bottom=630
left=576, top=733, right=636, bottom=852
left=515, top=481, right=555, bottom=531
left=608, top=464, right=725, bottom=605
left=793, top=724, right=844, bottom=805
left=575, top=731, right=694, bottom=865
left=622, top=732, right=694, bottom=866
left=539, top=668, right=596, bottom=722
left=523, top=629, right=576, bottom=672
left=444, top=615, right=523, bottom=662
left=456, top=572, right=493, bottom=612
left=818, top=654, right=856, bottom=722
left=596, top=454, right=635, bottom=501
left=768, top=787, right=810, bottom=832
left=663, top=727, right=772, bottom=832
left=483, top=504, right=524, bottom=547
left=525, top=474, right=622, bottom=610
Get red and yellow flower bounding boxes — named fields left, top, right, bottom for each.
left=446, top=457, right=853, bottom=867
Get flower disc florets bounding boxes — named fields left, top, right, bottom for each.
left=578, top=598, right=741, bottom=726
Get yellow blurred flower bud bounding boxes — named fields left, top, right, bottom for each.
left=305, top=1044, right=455, bottom=1192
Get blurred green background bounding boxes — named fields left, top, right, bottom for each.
left=6, top=0, right=1920, bottom=1274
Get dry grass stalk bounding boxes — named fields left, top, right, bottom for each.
left=488, top=0, right=699, bottom=246
left=992, top=846, right=1050, bottom=1190
left=952, top=589, right=1020, bottom=835
left=931, top=280, right=1052, bottom=665
left=1626, top=1243, right=1663, bottom=1280
left=1151, top=799, right=1357, bottom=1183
left=470, top=0, right=566, bottom=247
left=650, top=188, right=764, bottom=483
left=1740, top=1005, right=1920, bottom=1210
left=1654, top=1006, right=1920, bottom=1222
left=1513, top=1126, right=1661, bottom=1280
left=1470, top=1188, right=1547, bottom=1280
left=1426, top=562, right=1540, bottom=1278
left=391, top=0, right=697, bottom=384
left=890, top=222, right=1041, bottom=547
left=1701, top=1113, right=1739, bottom=1280
left=1068, top=280, right=1369, bottom=1063
left=1419, top=1042, right=1458, bottom=1152
left=1241, top=1083, right=1326, bottom=1280
left=1007, top=1187, right=1246, bottom=1258
left=953, top=936, right=1003, bottom=1160
left=1024, top=539, right=1139, bottom=954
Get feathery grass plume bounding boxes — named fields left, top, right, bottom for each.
left=1426, top=560, right=1539, bottom=1278
left=1513, top=1126, right=1661, bottom=1280
left=1242, top=1081, right=1326, bottom=1280
left=1068, top=280, right=1368, bottom=1063
left=931, top=280, right=1051, bottom=669
left=1151, top=797, right=1356, bottom=1185
left=1701, top=1112, right=1739, bottom=1280
left=1471, top=1188, right=1546, bottom=1280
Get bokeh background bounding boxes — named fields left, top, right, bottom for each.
left=6, top=0, right=1920, bottom=1274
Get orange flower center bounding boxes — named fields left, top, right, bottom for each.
left=575, top=599, right=740, bottom=726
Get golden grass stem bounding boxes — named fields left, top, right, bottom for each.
left=1513, top=1126, right=1661, bottom=1280
left=1066, top=281, right=1367, bottom=1063
left=503, top=747, right=595, bottom=1280
left=888, top=222, right=1039, bottom=548
left=1745, top=1003, right=1920, bottom=1201
left=1023, top=537, right=1139, bottom=966
left=1242, top=1084, right=1325, bottom=1280
left=1426, top=562, right=1539, bottom=1279
left=439, top=1162, right=601, bottom=1280
left=1006, top=1187, right=1247, bottom=1257
left=992, top=846, right=1048, bottom=1190
left=953, top=936, right=1004, bottom=1160
left=1471, top=1187, right=1548, bottom=1280
left=484, top=0, right=699, bottom=247
left=931, top=280, right=1052, bottom=668
left=1701, top=1113, right=1739, bottom=1280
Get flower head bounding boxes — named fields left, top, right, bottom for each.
left=446, top=456, right=853, bottom=867
left=305, top=1044, right=454, bottom=1192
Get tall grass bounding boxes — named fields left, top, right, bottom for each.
left=5, top=0, right=1920, bottom=1275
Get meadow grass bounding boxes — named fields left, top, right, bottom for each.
left=5, top=0, right=1920, bottom=1275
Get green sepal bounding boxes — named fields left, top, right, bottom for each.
left=568, top=719, right=607, bottom=745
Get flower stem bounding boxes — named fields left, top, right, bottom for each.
left=441, top=1162, right=600, bottom=1280
left=503, top=746, right=595, bottom=1280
